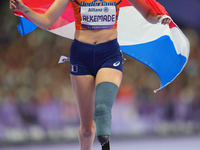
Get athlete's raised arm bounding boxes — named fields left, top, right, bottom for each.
left=9, top=0, right=70, bottom=29
left=127, top=0, right=171, bottom=24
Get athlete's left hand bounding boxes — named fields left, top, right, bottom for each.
left=161, top=18, right=171, bottom=25
left=157, top=15, right=171, bottom=25
left=146, top=12, right=171, bottom=25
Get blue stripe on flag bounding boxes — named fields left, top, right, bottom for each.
left=120, top=35, right=187, bottom=92
left=17, top=16, right=37, bottom=36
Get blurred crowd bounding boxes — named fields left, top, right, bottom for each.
left=0, top=1, right=200, bottom=144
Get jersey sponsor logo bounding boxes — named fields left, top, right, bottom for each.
left=113, top=61, right=120, bottom=67
left=88, top=8, right=103, bottom=12
left=80, top=0, right=116, bottom=7
left=103, top=7, right=109, bottom=13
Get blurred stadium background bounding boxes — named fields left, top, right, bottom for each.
left=0, top=0, right=200, bottom=149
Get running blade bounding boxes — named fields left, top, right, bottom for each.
left=102, top=137, right=110, bottom=150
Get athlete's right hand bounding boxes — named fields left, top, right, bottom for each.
left=9, top=0, right=27, bottom=12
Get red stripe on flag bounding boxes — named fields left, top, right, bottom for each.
left=169, top=21, right=177, bottom=29
left=13, top=1, right=75, bottom=30
left=145, top=0, right=168, bottom=15
left=49, top=2, right=75, bottom=30
left=22, top=0, right=54, bottom=7
left=120, top=0, right=132, bottom=7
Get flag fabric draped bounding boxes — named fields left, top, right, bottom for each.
left=12, top=0, right=190, bottom=92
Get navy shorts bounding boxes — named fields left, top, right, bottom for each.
left=70, top=38, right=123, bottom=76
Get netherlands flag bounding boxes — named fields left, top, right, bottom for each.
left=13, top=0, right=190, bottom=92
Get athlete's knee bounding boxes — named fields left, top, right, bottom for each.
left=81, top=128, right=94, bottom=138
left=79, top=123, right=96, bottom=138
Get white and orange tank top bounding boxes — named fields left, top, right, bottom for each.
left=71, top=0, right=122, bottom=30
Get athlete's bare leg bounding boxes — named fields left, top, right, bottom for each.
left=96, top=68, right=122, bottom=87
left=70, top=75, right=96, bottom=150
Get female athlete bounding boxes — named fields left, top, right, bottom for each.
left=10, top=0, right=171, bottom=149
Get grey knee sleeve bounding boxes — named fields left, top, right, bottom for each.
left=94, top=82, right=118, bottom=136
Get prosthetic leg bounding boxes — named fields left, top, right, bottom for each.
left=94, top=82, right=118, bottom=150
